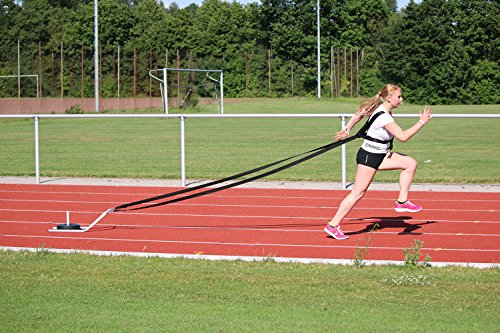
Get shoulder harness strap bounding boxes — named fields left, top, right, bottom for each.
left=355, top=111, right=394, bottom=151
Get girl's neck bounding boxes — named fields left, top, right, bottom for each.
left=383, top=101, right=393, bottom=114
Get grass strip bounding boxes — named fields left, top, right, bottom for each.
left=1, top=250, right=498, bottom=332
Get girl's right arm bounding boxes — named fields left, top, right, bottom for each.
left=335, top=113, right=364, bottom=140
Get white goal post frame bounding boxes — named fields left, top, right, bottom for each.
left=149, top=68, right=224, bottom=114
left=0, top=74, right=39, bottom=98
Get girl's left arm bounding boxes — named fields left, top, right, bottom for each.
left=385, top=106, right=432, bottom=142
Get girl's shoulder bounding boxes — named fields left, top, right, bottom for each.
left=371, top=106, right=394, bottom=126
left=369, top=105, right=389, bottom=119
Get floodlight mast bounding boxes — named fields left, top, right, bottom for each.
left=94, top=0, right=99, bottom=112
left=317, top=0, right=321, bottom=99
left=18, top=40, right=20, bottom=99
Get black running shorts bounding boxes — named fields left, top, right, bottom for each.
left=356, top=148, right=387, bottom=170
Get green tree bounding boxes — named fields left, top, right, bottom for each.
left=385, top=0, right=397, bottom=12
left=339, top=0, right=393, bottom=48
left=185, top=0, right=265, bottom=96
left=0, top=0, right=21, bottom=74
left=62, top=0, right=136, bottom=97
left=1, top=0, right=496, bottom=101
left=64, top=0, right=135, bottom=55
left=260, top=0, right=318, bottom=94
left=466, top=60, right=500, bottom=104
left=380, top=0, right=499, bottom=104
left=2, top=0, right=75, bottom=96
left=454, top=0, right=499, bottom=63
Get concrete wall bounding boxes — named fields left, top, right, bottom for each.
left=0, top=97, right=216, bottom=114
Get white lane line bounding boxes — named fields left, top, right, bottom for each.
left=1, top=189, right=499, bottom=203
left=2, top=233, right=500, bottom=253
left=1, top=209, right=500, bottom=224
left=2, top=220, right=500, bottom=237
left=0, top=203, right=498, bottom=213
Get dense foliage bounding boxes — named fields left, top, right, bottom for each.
left=0, top=0, right=498, bottom=104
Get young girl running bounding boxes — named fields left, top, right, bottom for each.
left=324, top=84, right=432, bottom=240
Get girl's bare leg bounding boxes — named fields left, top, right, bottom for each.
left=329, top=164, right=377, bottom=226
left=378, top=152, right=418, bottom=202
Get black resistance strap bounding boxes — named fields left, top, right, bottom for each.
left=114, top=112, right=386, bottom=212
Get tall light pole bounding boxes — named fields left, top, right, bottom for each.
left=317, top=0, right=321, bottom=99
left=94, top=0, right=99, bottom=112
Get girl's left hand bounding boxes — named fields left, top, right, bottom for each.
left=420, top=106, right=432, bottom=124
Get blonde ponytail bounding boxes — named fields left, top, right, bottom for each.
left=356, top=84, right=401, bottom=116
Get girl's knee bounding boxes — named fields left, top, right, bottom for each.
left=350, top=189, right=367, bottom=201
left=405, top=156, right=418, bottom=172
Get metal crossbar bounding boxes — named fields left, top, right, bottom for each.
left=0, top=75, right=39, bottom=98
left=149, top=68, right=224, bottom=114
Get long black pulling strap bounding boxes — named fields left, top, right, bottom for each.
left=114, top=112, right=386, bottom=212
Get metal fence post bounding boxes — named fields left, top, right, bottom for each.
left=34, top=116, right=40, bottom=184
left=180, top=116, right=186, bottom=187
left=341, top=115, right=347, bottom=189
left=163, top=68, right=168, bottom=114
left=220, top=71, right=224, bottom=114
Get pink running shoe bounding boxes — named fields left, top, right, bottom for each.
left=324, top=224, right=349, bottom=240
left=394, top=200, right=422, bottom=213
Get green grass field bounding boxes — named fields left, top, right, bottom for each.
left=1, top=98, right=499, bottom=184
left=1, top=250, right=499, bottom=332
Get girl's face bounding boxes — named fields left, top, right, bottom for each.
left=387, top=89, right=403, bottom=109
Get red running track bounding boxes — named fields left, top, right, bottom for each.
left=1, top=183, right=499, bottom=266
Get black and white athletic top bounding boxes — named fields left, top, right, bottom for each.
left=360, top=105, right=395, bottom=154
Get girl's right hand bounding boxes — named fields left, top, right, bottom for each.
left=335, top=129, right=350, bottom=141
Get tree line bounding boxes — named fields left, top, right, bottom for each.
left=0, top=0, right=498, bottom=104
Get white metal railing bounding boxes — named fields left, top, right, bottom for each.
left=1, top=113, right=499, bottom=189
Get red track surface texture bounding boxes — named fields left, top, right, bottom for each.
left=1, top=183, right=499, bottom=266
